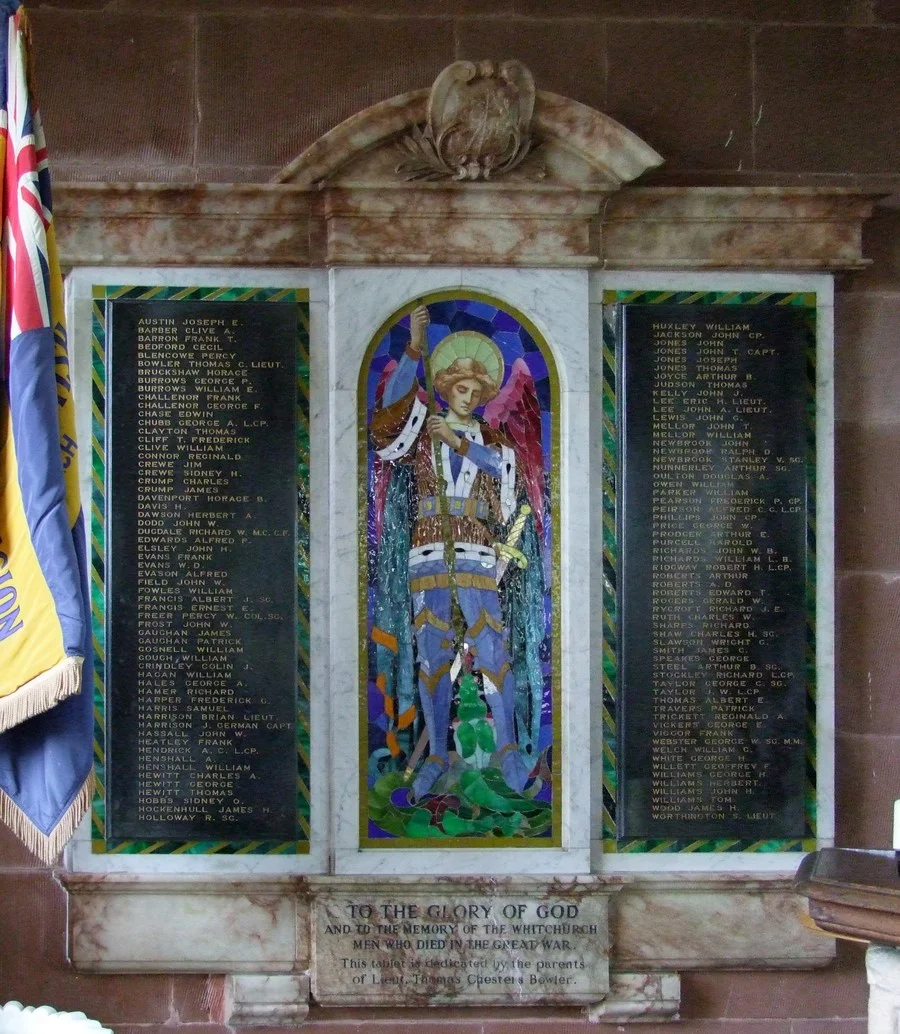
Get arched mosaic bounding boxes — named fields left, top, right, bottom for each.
left=358, top=291, right=561, bottom=846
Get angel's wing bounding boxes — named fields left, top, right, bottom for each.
left=483, top=357, right=545, bottom=537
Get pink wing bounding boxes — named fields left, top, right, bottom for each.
left=483, top=357, right=545, bottom=538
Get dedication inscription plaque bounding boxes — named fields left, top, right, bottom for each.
left=104, top=295, right=302, bottom=843
left=614, top=300, right=814, bottom=842
left=312, top=878, right=610, bottom=1006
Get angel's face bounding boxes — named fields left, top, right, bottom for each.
left=448, top=377, right=483, bottom=419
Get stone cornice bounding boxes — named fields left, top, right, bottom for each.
left=603, top=186, right=879, bottom=271
left=54, top=182, right=881, bottom=272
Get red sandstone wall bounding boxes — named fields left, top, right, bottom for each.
left=1, top=1, right=898, bottom=1031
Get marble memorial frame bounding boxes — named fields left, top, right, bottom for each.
left=52, top=61, right=880, bottom=1016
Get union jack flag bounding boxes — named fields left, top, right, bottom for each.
left=0, top=0, right=93, bottom=862
left=6, top=30, right=51, bottom=331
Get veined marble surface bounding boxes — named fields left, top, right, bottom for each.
left=60, top=264, right=834, bottom=880
left=329, top=266, right=592, bottom=875
left=63, top=874, right=305, bottom=972
left=612, top=873, right=834, bottom=969
left=53, top=183, right=878, bottom=271
left=62, top=871, right=832, bottom=977
left=586, top=971, right=681, bottom=1023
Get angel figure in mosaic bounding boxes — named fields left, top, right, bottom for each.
left=369, top=304, right=548, bottom=806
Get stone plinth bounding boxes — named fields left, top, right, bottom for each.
left=61, top=875, right=305, bottom=973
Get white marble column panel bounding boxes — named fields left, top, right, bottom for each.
left=869, top=944, right=900, bottom=1034
left=329, top=266, right=591, bottom=875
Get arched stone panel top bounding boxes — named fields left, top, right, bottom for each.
left=268, top=61, right=664, bottom=267
left=274, top=84, right=664, bottom=193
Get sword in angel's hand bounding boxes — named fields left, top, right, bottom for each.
left=494, top=504, right=531, bottom=583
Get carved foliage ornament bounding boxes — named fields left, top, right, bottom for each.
left=396, top=60, right=536, bottom=182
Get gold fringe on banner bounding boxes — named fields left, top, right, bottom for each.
left=0, top=656, right=83, bottom=734
left=15, top=6, right=40, bottom=111
left=0, top=770, right=93, bottom=864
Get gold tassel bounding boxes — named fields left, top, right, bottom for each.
left=0, top=771, right=94, bottom=864
left=16, top=4, right=30, bottom=44
left=15, top=6, right=40, bottom=109
left=0, top=655, right=83, bottom=734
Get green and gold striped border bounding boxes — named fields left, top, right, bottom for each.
left=90, top=284, right=310, bottom=855
left=601, top=289, right=817, bottom=854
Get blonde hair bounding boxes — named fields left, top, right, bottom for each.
left=433, top=357, right=499, bottom=406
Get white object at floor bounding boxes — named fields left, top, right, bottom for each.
left=868, top=945, right=900, bottom=1034
left=0, top=1004, right=111, bottom=1034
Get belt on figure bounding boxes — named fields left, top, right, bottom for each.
left=418, top=495, right=488, bottom=520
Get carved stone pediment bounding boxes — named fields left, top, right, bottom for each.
left=272, top=61, right=663, bottom=265
left=50, top=61, right=880, bottom=271
left=396, top=59, right=537, bottom=182
left=276, top=61, right=663, bottom=194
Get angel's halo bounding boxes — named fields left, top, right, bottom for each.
left=430, top=330, right=504, bottom=389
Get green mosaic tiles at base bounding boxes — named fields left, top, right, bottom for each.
left=600, top=289, right=817, bottom=854
left=90, top=284, right=310, bottom=855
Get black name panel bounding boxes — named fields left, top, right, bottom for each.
left=617, top=304, right=811, bottom=840
left=107, top=299, right=298, bottom=841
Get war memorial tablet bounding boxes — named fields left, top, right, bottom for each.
left=613, top=299, right=814, bottom=842
left=311, top=878, right=610, bottom=1006
left=102, top=292, right=305, bottom=844
left=53, top=59, right=863, bottom=1029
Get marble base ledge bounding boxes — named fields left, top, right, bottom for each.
left=585, top=972, right=680, bottom=1024
left=225, top=974, right=310, bottom=1027
left=612, top=874, right=835, bottom=971
left=221, top=971, right=678, bottom=1027
left=60, top=874, right=307, bottom=973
